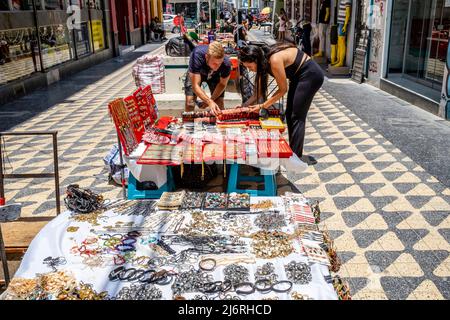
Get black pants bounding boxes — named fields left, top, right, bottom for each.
left=286, top=59, right=324, bottom=158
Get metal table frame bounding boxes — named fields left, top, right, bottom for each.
left=0, top=131, right=61, bottom=287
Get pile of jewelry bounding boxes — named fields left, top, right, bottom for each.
left=157, top=191, right=186, bottom=210
left=254, top=211, right=287, bottom=230
left=284, top=261, right=312, bottom=285
left=181, top=192, right=205, bottom=209
left=223, top=264, right=250, bottom=287
left=251, top=199, right=276, bottom=210
left=180, top=211, right=220, bottom=236
left=171, top=269, right=213, bottom=295
left=114, top=284, right=162, bottom=300
left=251, top=231, right=293, bottom=259
left=203, top=192, right=228, bottom=210
left=254, top=262, right=278, bottom=285
left=227, top=192, right=250, bottom=210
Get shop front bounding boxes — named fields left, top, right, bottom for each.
left=383, top=0, right=449, bottom=116
left=0, top=0, right=111, bottom=100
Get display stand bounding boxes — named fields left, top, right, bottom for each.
left=227, top=163, right=277, bottom=196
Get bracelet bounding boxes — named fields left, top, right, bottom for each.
left=109, top=266, right=125, bottom=281
left=271, top=280, right=293, bottom=293
left=255, top=278, right=272, bottom=293
left=235, top=282, right=255, bottom=295
left=199, top=258, right=217, bottom=271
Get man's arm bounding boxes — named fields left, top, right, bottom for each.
left=190, top=72, right=212, bottom=103
left=210, top=75, right=230, bottom=102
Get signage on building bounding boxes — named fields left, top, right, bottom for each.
left=90, top=20, right=105, bottom=51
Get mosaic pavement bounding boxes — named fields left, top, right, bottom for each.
left=1, top=51, right=450, bottom=300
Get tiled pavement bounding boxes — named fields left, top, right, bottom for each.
left=1, top=44, right=450, bottom=299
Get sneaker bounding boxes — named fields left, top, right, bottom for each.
left=300, top=155, right=318, bottom=166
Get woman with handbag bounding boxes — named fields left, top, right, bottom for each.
left=238, top=43, right=324, bottom=165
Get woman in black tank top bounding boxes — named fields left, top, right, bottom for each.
left=239, top=43, right=324, bottom=164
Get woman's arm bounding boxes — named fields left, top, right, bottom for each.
left=249, top=54, right=288, bottom=112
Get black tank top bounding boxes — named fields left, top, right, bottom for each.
left=269, top=48, right=305, bottom=80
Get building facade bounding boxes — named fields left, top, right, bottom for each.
left=282, top=1, right=449, bottom=120
left=0, top=0, right=164, bottom=104
left=109, top=0, right=163, bottom=50
left=357, top=0, right=449, bottom=119
left=0, top=0, right=112, bottom=102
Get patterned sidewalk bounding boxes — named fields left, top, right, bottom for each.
left=1, top=50, right=450, bottom=299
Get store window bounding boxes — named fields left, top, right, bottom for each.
left=44, top=0, right=63, bottom=10
left=39, top=24, right=73, bottom=69
left=387, top=0, right=450, bottom=101
left=0, top=0, right=9, bottom=10
left=73, top=22, right=91, bottom=56
left=0, top=27, right=39, bottom=85
left=10, top=0, right=34, bottom=10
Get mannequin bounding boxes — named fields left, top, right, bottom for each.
left=313, top=0, right=330, bottom=58
left=331, top=0, right=352, bottom=67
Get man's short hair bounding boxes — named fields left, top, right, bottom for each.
left=207, top=41, right=225, bottom=59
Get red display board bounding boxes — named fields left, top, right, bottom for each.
left=133, top=85, right=158, bottom=130
left=108, top=98, right=139, bottom=156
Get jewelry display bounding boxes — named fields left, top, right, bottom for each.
left=251, top=231, right=293, bottom=259
left=254, top=211, right=287, bottom=230
left=43, top=256, right=67, bottom=272
left=284, top=261, right=312, bottom=285
left=250, top=199, right=276, bottom=210
left=254, top=262, right=278, bottom=285
left=223, top=264, right=250, bottom=287
left=227, top=192, right=250, bottom=210
left=114, top=283, right=162, bottom=300
left=203, top=192, right=227, bottom=210
left=291, top=291, right=314, bottom=300
left=157, top=191, right=186, bottom=210
left=4, top=192, right=341, bottom=300
left=171, top=269, right=214, bottom=295
left=181, top=192, right=205, bottom=209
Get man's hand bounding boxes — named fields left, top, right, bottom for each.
left=249, top=105, right=261, bottom=114
left=209, top=100, right=222, bottom=116
left=198, top=101, right=209, bottom=109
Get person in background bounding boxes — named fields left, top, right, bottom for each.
left=238, top=43, right=324, bottom=165
left=247, top=11, right=254, bottom=29
left=184, top=41, right=231, bottom=115
left=278, top=8, right=287, bottom=42
left=150, top=17, right=167, bottom=41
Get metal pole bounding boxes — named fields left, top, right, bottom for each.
left=0, top=134, right=5, bottom=205
left=117, top=135, right=126, bottom=199
left=52, top=133, right=61, bottom=215
left=0, top=224, right=10, bottom=287
left=31, top=0, right=45, bottom=72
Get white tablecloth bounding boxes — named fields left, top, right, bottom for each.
left=2, top=196, right=337, bottom=300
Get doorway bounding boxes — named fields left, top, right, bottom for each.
left=115, top=0, right=129, bottom=45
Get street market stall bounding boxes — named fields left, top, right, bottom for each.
left=0, top=190, right=349, bottom=300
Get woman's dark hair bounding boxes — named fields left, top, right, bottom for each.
left=239, top=42, right=297, bottom=101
